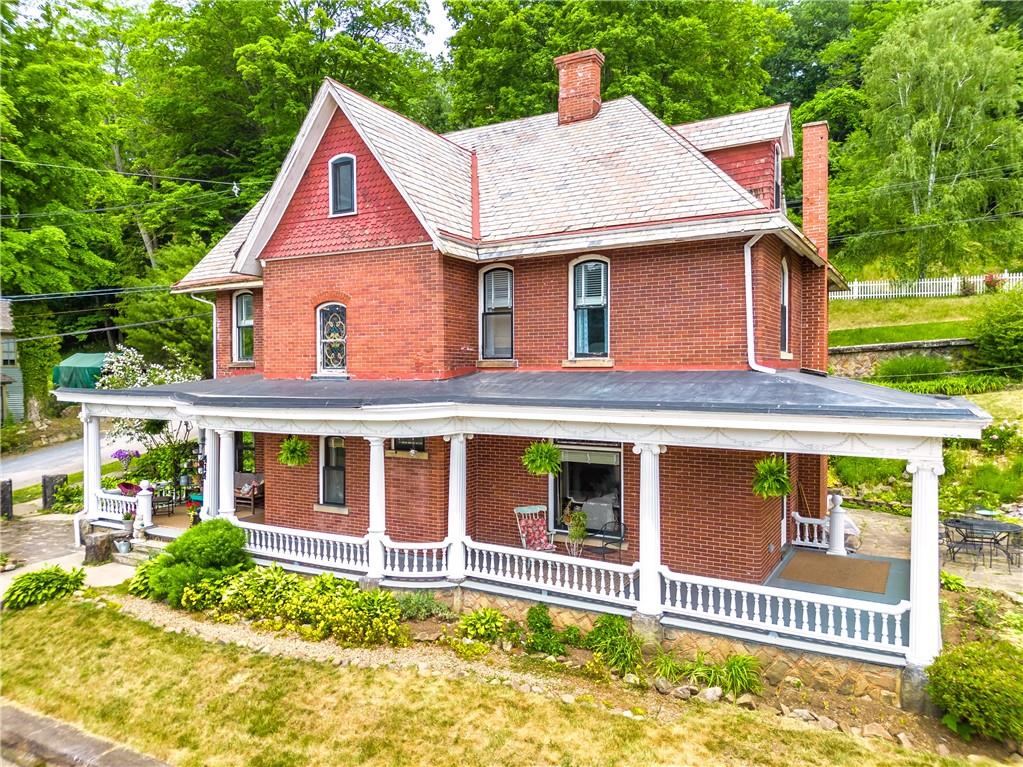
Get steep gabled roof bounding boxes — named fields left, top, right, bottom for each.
left=445, top=97, right=765, bottom=241
left=674, top=104, right=793, bottom=157
left=174, top=196, right=266, bottom=291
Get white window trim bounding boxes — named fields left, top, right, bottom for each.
left=547, top=441, right=625, bottom=538
left=567, top=254, right=611, bottom=360
left=316, top=301, right=349, bottom=377
left=327, top=153, right=357, bottom=218
left=775, top=143, right=784, bottom=212
left=478, top=263, right=514, bottom=361
left=318, top=435, right=347, bottom=508
left=231, top=290, right=254, bottom=363
left=780, top=257, right=791, bottom=356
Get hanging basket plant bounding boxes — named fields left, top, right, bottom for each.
left=521, top=441, right=563, bottom=477
left=277, top=435, right=310, bottom=468
left=751, top=454, right=792, bottom=499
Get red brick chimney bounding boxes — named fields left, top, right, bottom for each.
left=554, top=49, right=604, bottom=125
left=801, top=121, right=829, bottom=260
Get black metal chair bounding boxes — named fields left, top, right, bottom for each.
left=944, top=521, right=985, bottom=570
left=583, top=519, right=627, bottom=563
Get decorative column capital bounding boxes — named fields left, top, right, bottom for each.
left=907, top=460, right=945, bottom=477
left=78, top=409, right=95, bottom=425
left=215, top=428, right=234, bottom=439
left=632, top=443, right=666, bottom=456
left=365, top=436, right=386, bottom=447
left=443, top=433, right=474, bottom=443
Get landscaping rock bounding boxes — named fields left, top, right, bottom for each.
left=0, top=479, right=12, bottom=520
left=622, top=673, right=641, bottom=687
left=783, top=675, right=804, bottom=689
left=735, top=694, right=757, bottom=711
left=83, top=532, right=112, bottom=565
left=560, top=694, right=576, bottom=705
left=41, top=474, right=68, bottom=510
left=816, top=715, right=838, bottom=731
left=836, top=678, right=856, bottom=696
left=862, top=723, right=894, bottom=741
left=936, top=744, right=951, bottom=757
left=413, top=629, right=442, bottom=642
left=789, top=708, right=815, bottom=722
left=698, top=686, right=723, bottom=703
left=671, top=687, right=691, bottom=701
left=779, top=703, right=791, bottom=717
left=838, top=721, right=853, bottom=735
left=896, top=733, right=912, bottom=749
left=500, top=640, right=514, bottom=652
left=653, top=677, right=673, bottom=695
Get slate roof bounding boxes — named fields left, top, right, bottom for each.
left=675, top=104, right=793, bottom=156
left=175, top=196, right=266, bottom=289
left=69, top=370, right=988, bottom=425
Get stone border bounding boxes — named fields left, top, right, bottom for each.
left=829, top=337, right=973, bottom=355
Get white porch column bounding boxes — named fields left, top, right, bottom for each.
left=80, top=411, right=101, bottom=517
left=445, top=433, right=469, bottom=581
left=217, top=429, right=236, bottom=519
left=201, top=428, right=219, bottom=520
left=366, top=436, right=386, bottom=580
left=827, top=494, right=848, bottom=556
left=633, top=443, right=666, bottom=616
left=906, top=458, right=945, bottom=667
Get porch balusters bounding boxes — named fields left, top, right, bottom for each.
left=906, top=459, right=945, bottom=667
left=217, top=429, right=236, bottom=519
left=365, top=436, right=386, bottom=580
left=633, top=442, right=666, bottom=616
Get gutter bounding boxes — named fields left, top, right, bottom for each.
left=189, top=294, right=217, bottom=378
left=743, top=233, right=775, bottom=374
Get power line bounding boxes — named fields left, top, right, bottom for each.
left=12, top=312, right=212, bottom=342
left=0, top=158, right=243, bottom=188
left=828, top=210, right=1023, bottom=244
left=0, top=188, right=232, bottom=222
left=4, top=286, right=170, bottom=302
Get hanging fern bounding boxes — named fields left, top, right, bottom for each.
left=521, top=441, right=563, bottom=477
left=277, top=435, right=311, bottom=467
left=751, top=455, right=792, bottom=499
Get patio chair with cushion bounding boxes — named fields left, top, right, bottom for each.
left=234, top=473, right=265, bottom=513
left=514, top=505, right=556, bottom=552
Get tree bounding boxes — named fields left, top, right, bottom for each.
left=764, top=0, right=853, bottom=107
left=445, top=0, right=786, bottom=127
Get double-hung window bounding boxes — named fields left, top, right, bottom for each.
left=329, top=155, right=355, bottom=216
left=554, top=444, right=622, bottom=536
left=317, top=302, right=348, bottom=374
left=780, top=258, right=791, bottom=354
left=321, top=437, right=346, bottom=506
left=481, top=267, right=513, bottom=359
left=234, top=292, right=254, bottom=362
left=572, top=259, right=609, bottom=358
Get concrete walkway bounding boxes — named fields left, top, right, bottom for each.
left=1, top=701, right=168, bottom=766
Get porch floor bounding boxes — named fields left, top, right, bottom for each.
left=145, top=505, right=265, bottom=539
left=765, top=548, right=909, bottom=606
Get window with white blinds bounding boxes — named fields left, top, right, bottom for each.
left=572, top=259, right=609, bottom=357
left=329, top=155, right=355, bottom=216
left=481, top=267, right=513, bottom=359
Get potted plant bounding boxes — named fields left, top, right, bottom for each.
left=561, top=505, right=588, bottom=557
left=277, top=435, right=311, bottom=467
left=751, top=455, right=792, bottom=499
left=111, top=449, right=140, bottom=472
left=185, top=499, right=201, bottom=527
left=121, top=509, right=135, bottom=535
left=521, top=441, right=562, bottom=478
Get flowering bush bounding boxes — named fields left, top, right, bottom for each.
left=111, top=449, right=141, bottom=471
left=979, top=421, right=1022, bottom=456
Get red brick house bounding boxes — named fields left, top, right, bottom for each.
left=59, top=50, right=987, bottom=677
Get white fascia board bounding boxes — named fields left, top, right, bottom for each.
left=170, top=280, right=263, bottom=295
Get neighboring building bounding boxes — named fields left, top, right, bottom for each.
left=58, top=50, right=987, bottom=688
left=0, top=298, right=24, bottom=423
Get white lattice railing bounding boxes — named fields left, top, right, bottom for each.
left=660, top=567, right=910, bottom=656
left=94, top=491, right=137, bottom=522
left=792, top=512, right=830, bottom=549
left=235, top=520, right=369, bottom=574
left=382, top=538, right=449, bottom=580
left=464, top=539, right=640, bottom=607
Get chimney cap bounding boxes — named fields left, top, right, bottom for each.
left=554, top=48, right=605, bottom=69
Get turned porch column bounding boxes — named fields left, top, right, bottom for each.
left=366, top=436, right=386, bottom=580
left=906, top=458, right=945, bottom=667
left=445, top=433, right=469, bottom=581
left=217, top=429, right=236, bottom=519
left=634, top=443, right=666, bottom=616
left=201, top=428, right=219, bottom=519
left=80, top=410, right=101, bottom=517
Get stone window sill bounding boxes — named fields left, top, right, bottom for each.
left=552, top=532, right=628, bottom=550
left=562, top=358, right=614, bottom=368
left=385, top=450, right=429, bottom=460
left=780, top=351, right=794, bottom=360
left=228, top=361, right=255, bottom=369
left=311, top=372, right=350, bottom=381
left=477, top=359, right=518, bottom=369
left=313, top=503, right=349, bottom=515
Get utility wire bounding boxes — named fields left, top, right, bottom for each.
left=4, top=286, right=170, bottom=302
left=828, top=211, right=1023, bottom=244
left=0, top=188, right=232, bottom=222
left=0, top=158, right=243, bottom=188
left=12, top=312, right=212, bottom=342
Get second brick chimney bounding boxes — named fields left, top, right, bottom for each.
left=801, top=121, right=830, bottom=260
left=554, top=49, right=604, bottom=125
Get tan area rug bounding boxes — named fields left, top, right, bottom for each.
left=778, top=551, right=890, bottom=594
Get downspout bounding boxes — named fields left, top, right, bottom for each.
left=743, top=233, right=776, bottom=374
left=189, top=294, right=217, bottom=379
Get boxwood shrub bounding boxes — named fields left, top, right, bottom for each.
left=145, top=519, right=252, bottom=607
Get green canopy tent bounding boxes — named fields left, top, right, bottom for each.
left=52, top=353, right=109, bottom=390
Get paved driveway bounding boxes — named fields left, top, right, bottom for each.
left=1, top=436, right=144, bottom=490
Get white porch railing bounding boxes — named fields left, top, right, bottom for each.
left=382, top=538, right=450, bottom=580
left=235, top=519, right=370, bottom=574
left=94, top=490, right=137, bottom=522
left=791, top=511, right=829, bottom=549
left=660, top=567, right=910, bottom=656
left=464, top=539, right=640, bottom=607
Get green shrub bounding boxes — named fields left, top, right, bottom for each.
left=129, top=441, right=197, bottom=483
left=522, top=603, right=566, bottom=654
left=830, top=456, right=905, bottom=488
left=451, top=639, right=490, bottom=660
left=150, top=559, right=250, bottom=609
left=326, top=589, right=404, bottom=646
left=458, top=607, right=506, bottom=643
left=3, top=566, right=85, bottom=610
left=396, top=591, right=455, bottom=622
left=128, top=555, right=163, bottom=598
left=585, top=615, right=642, bottom=675
left=979, top=421, right=1023, bottom=455
left=928, top=640, right=1023, bottom=741
left=145, top=520, right=252, bottom=608
left=559, top=625, right=585, bottom=648
left=679, top=650, right=722, bottom=687
left=648, top=647, right=685, bottom=684
left=719, top=654, right=763, bottom=695
left=967, top=460, right=1023, bottom=504
left=49, top=482, right=84, bottom=515
left=939, top=571, right=966, bottom=593
left=874, top=354, right=951, bottom=382
left=180, top=577, right=233, bottom=612
left=971, top=286, right=1023, bottom=379
left=885, top=374, right=1012, bottom=396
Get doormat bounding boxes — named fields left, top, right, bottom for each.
left=778, top=550, right=890, bottom=594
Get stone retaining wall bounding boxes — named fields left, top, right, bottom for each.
left=828, top=338, right=973, bottom=379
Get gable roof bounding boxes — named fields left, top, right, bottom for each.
left=674, top=104, right=793, bottom=157
left=174, top=196, right=266, bottom=290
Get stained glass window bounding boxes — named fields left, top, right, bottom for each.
left=318, top=303, right=347, bottom=372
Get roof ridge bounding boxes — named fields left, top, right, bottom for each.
left=674, top=102, right=791, bottom=129
left=443, top=97, right=635, bottom=143
left=624, top=96, right=765, bottom=212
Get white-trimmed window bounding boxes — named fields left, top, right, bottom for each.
left=233, top=291, right=254, bottom=362
left=320, top=436, right=346, bottom=506
left=328, top=154, right=356, bottom=216
left=480, top=266, right=513, bottom=359
left=774, top=143, right=784, bottom=211
left=780, top=257, right=791, bottom=354
left=391, top=437, right=426, bottom=454
left=570, top=257, right=609, bottom=358
left=552, top=443, right=623, bottom=536
left=317, top=302, right=348, bottom=374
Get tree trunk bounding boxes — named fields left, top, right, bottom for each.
left=112, top=143, right=157, bottom=267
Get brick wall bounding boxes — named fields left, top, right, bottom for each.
left=215, top=288, right=263, bottom=378
left=555, top=50, right=604, bottom=125
left=752, top=236, right=803, bottom=369
left=801, top=122, right=829, bottom=260
left=704, top=142, right=780, bottom=207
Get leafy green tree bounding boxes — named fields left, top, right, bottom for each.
left=764, top=0, right=853, bottom=107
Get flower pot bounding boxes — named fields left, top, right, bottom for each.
left=123, top=520, right=134, bottom=535
left=190, top=515, right=201, bottom=527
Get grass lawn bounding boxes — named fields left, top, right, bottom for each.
left=828, top=295, right=990, bottom=331
left=828, top=321, right=967, bottom=347
left=968, top=388, right=1023, bottom=421
left=0, top=601, right=965, bottom=767
left=10, top=460, right=121, bottom=505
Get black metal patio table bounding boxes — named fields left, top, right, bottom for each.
left=946, top=516, right=1020, bottom=568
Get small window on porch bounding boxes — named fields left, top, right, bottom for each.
left=321, top=436, right=346, bottom=506
left=390, top=437, right=426, bottom=454
left=554, top=445, right=622, bottom=536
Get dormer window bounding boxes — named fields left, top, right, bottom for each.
left=329, top=154, right=356, bottom=216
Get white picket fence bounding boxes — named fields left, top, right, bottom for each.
left=831, top=270, right=1022, bottom=301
